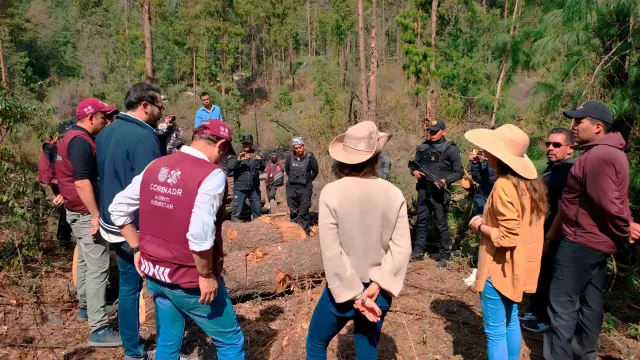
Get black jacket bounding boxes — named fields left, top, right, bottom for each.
left=409, top=138, right=464, bottom=191
left=542, top=157, right=575, bottom=234
left=227, top=152, right=265, bottom=191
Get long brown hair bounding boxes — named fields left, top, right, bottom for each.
left=333, top=153, right=380, bottom=179
left=496, top=160, right=548, bottom=224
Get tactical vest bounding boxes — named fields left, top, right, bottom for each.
left=415, top=141, right=452, bottom=185
left=55, top=129, right=96, bottom=213
left=138, top=151, right=221, bottom=288
left=288, top=152, right=311, bottom=185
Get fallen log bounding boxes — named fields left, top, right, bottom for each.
left=223, top=236, right=325, bottom=299
left=221, top=220, right=283, bottom=254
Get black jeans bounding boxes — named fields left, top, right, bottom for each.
left=56, top=204, right=73, bottom=245
left=544, top=238, right=609, bottom=360
left=286, top=185, right=312, bottom=233
left=414, top=187, right=451, bottom=259
left=529, top=241, right=560, bottom=324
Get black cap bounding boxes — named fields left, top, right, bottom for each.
left=57, top=119, right=76, bottom=136
left=241, top=134, right=254, bottom=143
left=563, top=101, right=613, bottom=124
left=269, top=152, right=277, bottom=158
left=428, top=119, right=446, bottom=132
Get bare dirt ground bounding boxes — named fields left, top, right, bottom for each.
left=1, top=237, right=639, bottom=360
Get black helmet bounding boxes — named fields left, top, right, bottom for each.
left=241, top=134, right=254, bottom=143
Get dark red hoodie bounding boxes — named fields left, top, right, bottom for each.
left=559, top=132, right=632, bottom=254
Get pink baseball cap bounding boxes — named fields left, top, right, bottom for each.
left=76, top=98, right=117, bottom=120
left=194, top=120, right=235, bottom=155
left=195, top=120, right=233, bottom=141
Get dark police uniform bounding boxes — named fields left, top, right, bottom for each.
left=227, top=135, right=265, bottom=221
left=409, top=134, right=464, bottom=261
left=285, top=151, right=319, bottom=234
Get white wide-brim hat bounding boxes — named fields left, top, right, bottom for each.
left=464, top=124, right=538, bottom=180
left=329, top=121, right=391, bottom=165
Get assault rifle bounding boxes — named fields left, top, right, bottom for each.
left=409, top=160, right=450, bottom=194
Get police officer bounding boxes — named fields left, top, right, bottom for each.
left=227, top=134, right=265, bottom=221
left=108, top=121, right=245, bottom=359
left=285, top=137, right=319, bottom=235
left=409, top=119, right=464, bottom=266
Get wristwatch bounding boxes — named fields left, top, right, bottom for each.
left=130, top=246, right=140, bottom=254
left=477, top=224, right=484, bottom=234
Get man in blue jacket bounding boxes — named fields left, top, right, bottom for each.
left=96, top=82, right=164, bottom=360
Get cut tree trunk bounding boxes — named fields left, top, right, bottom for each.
left=490, top=0, right=519, bottom=127
left=0, top=39, right=6, bottom=88
left=358, top=0, right=369, bottom=121
left=223, top=236, right=324, bottom=299
left=368, top=0, right=378, bottom=123
left=222, top=220, right=283, bottom=254
left=426, top=0, right=439, bottom=123
left=142, top=0, right=153, bottom=82
left=307, top=0, right=312, bottom=56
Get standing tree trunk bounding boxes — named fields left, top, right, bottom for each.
left=504, top=0, right=509, bottom=19
left=142, top=0, right=154, bottom=83
left=343, top=35, right=350, bottom=87
left=251, top=31, right=256, bottom=75
left=124, top=0, right=131, bottom=86
left=192, top=48, right=197, bottom=104
left=0, top=39, right=6, bottom=88
left=368, top=0, right=378, bottom=123
left=483, top=0, right=486, bottom=14
left=307, top=0, right=312, bottom=56
left=490, top=0, right=519, bottom=127
left=426, top=0, right=438, bottom=123
left=396, top=25, right=401, bottom=56
left=358, top=0, right=369, bottom=120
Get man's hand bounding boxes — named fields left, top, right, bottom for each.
left=198, top=276, right=219, bottom=304
left=91, top=215, right=100, bottom=235
left=134, top=252, right=145, bottom=278
left=412, top=170, right=423, bottom=179
left=469, top=154, right=480, bottom=163
left=52, top=194, right=65, bottom=206
left=255, top=154, right=262, bottom=160
left=434, top=178, right=446, bottom=190
left=630, top=222, right=640, bottom=244
left=238, top=152, right=248, bottom=160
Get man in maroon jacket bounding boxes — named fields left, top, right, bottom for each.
left=109, top=121, right=245, bottom=359
left=55, top=98, right=121, bottom=347
left=544, top=101, right=640, bottom=359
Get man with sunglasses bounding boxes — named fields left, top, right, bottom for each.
left=96, top=82, right=164, bottom=360
left=520, top=128, right=575, bottom=334
left=409, top=119, right=464, bottom=267
left=544, top=101, right=640, bottom=359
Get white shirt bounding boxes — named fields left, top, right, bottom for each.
left=108, top=146, right=226, bottom=252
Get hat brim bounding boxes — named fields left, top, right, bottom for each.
left=464, top=129, right=538, bottom=180
left=563, top=110, right=586, bottom=119
left=329, top=132, right=391, bottom=165
left=101, top=105, right=117, bottom=114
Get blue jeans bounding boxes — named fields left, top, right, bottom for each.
left=147, top=278, right=245, bottom=360
left=306, top=286, right=392, bottom=360
left=480, top=278, right=521, bottom=360
left=231, top=188, right=262, bottom=220
left=114, top=241, right=145, bottom=358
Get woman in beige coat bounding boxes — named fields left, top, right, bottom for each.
left=306, top=121, right=412, bottom=360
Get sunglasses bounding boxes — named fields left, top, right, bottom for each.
left=149, top=102, right=165, bottom=112
left=545, top=141, right=571, bottom=148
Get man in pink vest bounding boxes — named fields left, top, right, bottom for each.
left=109, top=121, right=245, bottom=360
left=55, top=98, right=122, bottom=347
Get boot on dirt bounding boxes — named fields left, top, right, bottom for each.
left=88, top=326, right=122, bottom=347
left=77, top=304, right=117, bottom=321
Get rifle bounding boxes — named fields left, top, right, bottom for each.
left=409, top=160, right=450, bottom=194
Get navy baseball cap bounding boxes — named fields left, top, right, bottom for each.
left=428, top=119, right=446, bottom=132
left=563, top=101, right=613, bottom=124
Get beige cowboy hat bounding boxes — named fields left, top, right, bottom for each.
left=329, top=121, right=391, bottom=164
left=464, top=124, right=538, bottom=180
